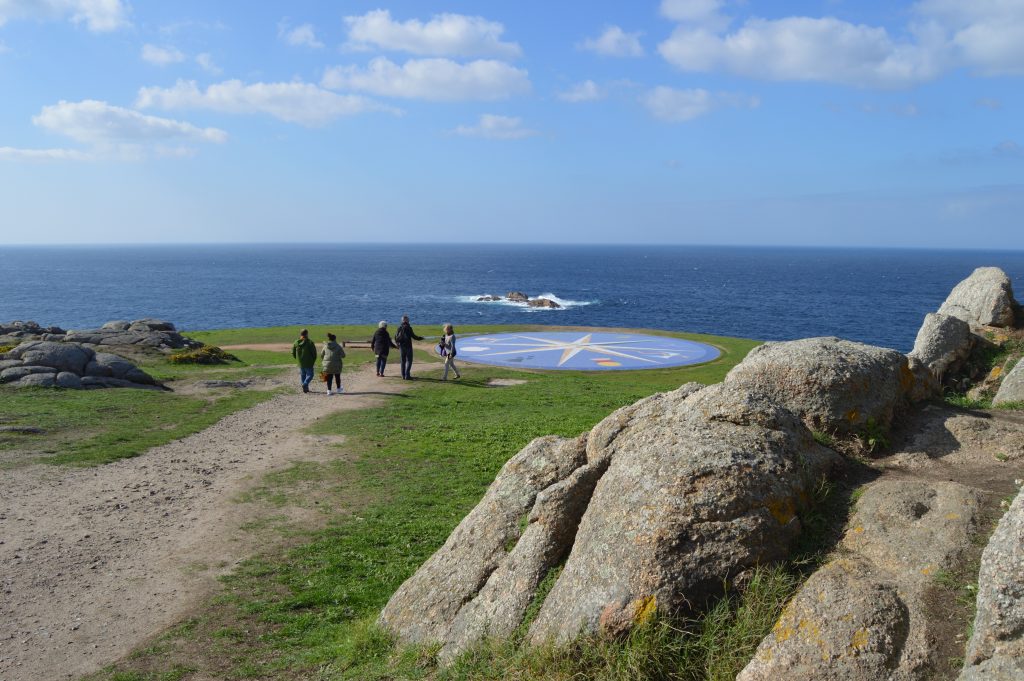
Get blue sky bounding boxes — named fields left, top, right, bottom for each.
left=1, top=0, right=1022, bottom=247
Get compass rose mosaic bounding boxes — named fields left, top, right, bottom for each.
left=455, top=332, right=720, bottom=371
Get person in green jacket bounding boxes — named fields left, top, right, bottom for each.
left=291, top=328, right=318, bottom=393
left=321, top=332, right=346, bottom=395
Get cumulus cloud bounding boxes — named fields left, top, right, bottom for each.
left=0, top=0, right=129, bottom=31
left=344, top=9, right=521, bottom=58
left=641, top=86, right=758, bottom=122
left=578, top=26, right=644, bottom=57
left=452, top=114, right=538, bottom=140
left=137, top=79, right=398, bottom=126
left=141, top=44, right=186, bottom=66
left=994, top=140, right=1023, bottom=157
left=279, top=21, right=324, bottom=49
left=657, top=2, right=1024, bottom=88
left=557, top=80, right=606, bottom=102
left=322, top=57, right=530, bottom=101
left=33, top=99, right=227, bottom=144
left=195, top=53, right=221, bottom=75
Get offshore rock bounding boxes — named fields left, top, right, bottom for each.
left=505, top=291, right=529, bottom=302
left=960, top=489, right=1024, bottom=679
left=938, top=267, right=1018, bottom=328
left=527, top=382, right=838, bottom=644
left=724, top=337, right=911, bottom=436
left=527, top=298, right=561, bottom=308
left=993, top=360, right=1024, bottom=406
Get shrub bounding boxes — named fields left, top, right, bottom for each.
left=168, top=345, right=240, bottom=365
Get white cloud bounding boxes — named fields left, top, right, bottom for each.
left=0, top=0, right=129, bottom=31
left=195, top=52, right=221, bottom=75
left=0, top=146, right=91, bottom=161
left=322, top=57, right=530, bottom=101
left=33, top=99, right=227, bottom=145
left=994, top=140, right=1023, bottom=157
left=344, top=9, right=521, bottom=58
left=917, top=0, right=1024, bottom=75
left=279, top=21, right=324, bottom=49
left=141, top=43, right=186, bottom=66
left=641, top=86, right=758, bottom=122
left=659, top=17, right=945, bottom=88
left=657, top=2, right=1024, bottom=88
left=557, top=80, right=606, bottom=102
left=578, top=25, right=644, bottom=57
left=452, top=114, right=538, bottom=140
left=137, top=79, right=398, bottom=126
left=976, top=97, right=1002, bottom=109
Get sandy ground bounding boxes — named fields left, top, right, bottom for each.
left=0, top=361, right=424, bottom=681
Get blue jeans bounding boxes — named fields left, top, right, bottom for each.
left=376, top=355, right=388, bottom=375
left=299, top=366, right=315, bottom=387
left=399, top=346, right=413, bottom=379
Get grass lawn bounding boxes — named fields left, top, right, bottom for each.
left=87, top=327, right=777, bottom=680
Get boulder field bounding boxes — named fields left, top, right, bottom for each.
left=0, top=341, right=160, bottom=389
left=380, top=266, right=1024, bottom=679
left=0, top=318, right=199, bottom=351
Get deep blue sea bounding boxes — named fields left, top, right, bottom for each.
left=1, top=244, right=1022, bottom=352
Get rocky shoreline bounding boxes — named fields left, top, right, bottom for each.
left=380, top=266, right=1024, bottom=679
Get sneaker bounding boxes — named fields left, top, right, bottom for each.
left=336, top=387, right=343, bottom=394
left=302, top=384, right=309, bottom=393
left=326, top=389, right=333, bottom=395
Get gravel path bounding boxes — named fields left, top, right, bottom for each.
left=0, top=361, right=421, bottom=680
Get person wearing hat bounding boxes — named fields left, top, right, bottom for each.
left=370, top=320, right=398, bottom=377
left=291, top=328, right=318, bottom=393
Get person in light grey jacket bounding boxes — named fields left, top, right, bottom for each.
left=321, top=333, right=346, bottom=395
left=441, top=323, right=461, bottom=380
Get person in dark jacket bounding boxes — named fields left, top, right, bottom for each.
left=394, top=315, right=424, bottom=380
left=370, top=320, right=398, bottom=377
left=291, top=328, right=318, bottom=393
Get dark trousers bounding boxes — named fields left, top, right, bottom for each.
left=376, top=355, right=388, bottom=375
left=399, top=346, right=414, bottom=379
left=326, top=373, right=341, bottom=390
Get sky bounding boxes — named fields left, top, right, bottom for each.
left=1, top=0, right=1023, bottom=248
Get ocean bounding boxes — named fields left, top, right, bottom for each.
left=1, top=244, right=1022, bottom=353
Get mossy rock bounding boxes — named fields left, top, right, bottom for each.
left=168, top=345, right=240, bottom=365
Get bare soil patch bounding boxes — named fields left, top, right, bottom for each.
left=0, top=362, right=421, bottom=681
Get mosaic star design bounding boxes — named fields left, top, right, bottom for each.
left=455, top=331, right=721, bottom=371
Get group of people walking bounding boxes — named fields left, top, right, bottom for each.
left=290, top=318, right=461, bottom=394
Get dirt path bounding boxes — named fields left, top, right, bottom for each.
left=0, top=361, right=427, bottom=681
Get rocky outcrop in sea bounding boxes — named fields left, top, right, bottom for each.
left=379, top=266, right=1024, bottom=678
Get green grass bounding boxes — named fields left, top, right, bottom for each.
left=0, top=387, right=278, bottom=466
left=90, top=327, right=821, bottom=680
left=943, top=393, right=993, bottom=410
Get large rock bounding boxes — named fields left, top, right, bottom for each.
left=993, top=360, right=1024, bottom=406
left=505, top=291, right=529, bottom=302
left=0, top=365, right=57, bottom=383
left=738, top=558, right=911, bottom=681
left=527, top=298, right=561, bottom=309
left=527, top=382, right=838, bottom=644
left=938, top=267, right=1018, bottom=328
left=7, top=340, right=93, bottom=374
left=16, top=373, right=57, bottom=388
left=741, top=479, right=982, bottom=681
left=960, top=490, right=1024, bottom=679
left=379, top=435, right=592, bottom=649
left=908, top=313, right=973, bottom=380
left=93, top=352, right=156, bottom=384
left=724, top=337, right=911, bottom=436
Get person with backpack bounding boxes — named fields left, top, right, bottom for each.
left=370, top=320, right=398, bottom=377
left=320, top=332, right=346, bottom=395
left=440, top=322, right=461, bottom=380
left=394, top=315, right=424, bottom=380
left=291, top=328, right=318, bottom=393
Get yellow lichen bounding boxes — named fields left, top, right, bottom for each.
left=945, top=512, right=961, bottom=520
left=633, top=595, right=657, bottom=624
left=850, top=628, right=870, bottom=651
left=845, top=408, right=860, bottom=423
left=899, top=363, right=916, bottom=391
left=920, top=565, right=934, bottom=576
left=851, top=525, right=864, bottom=534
